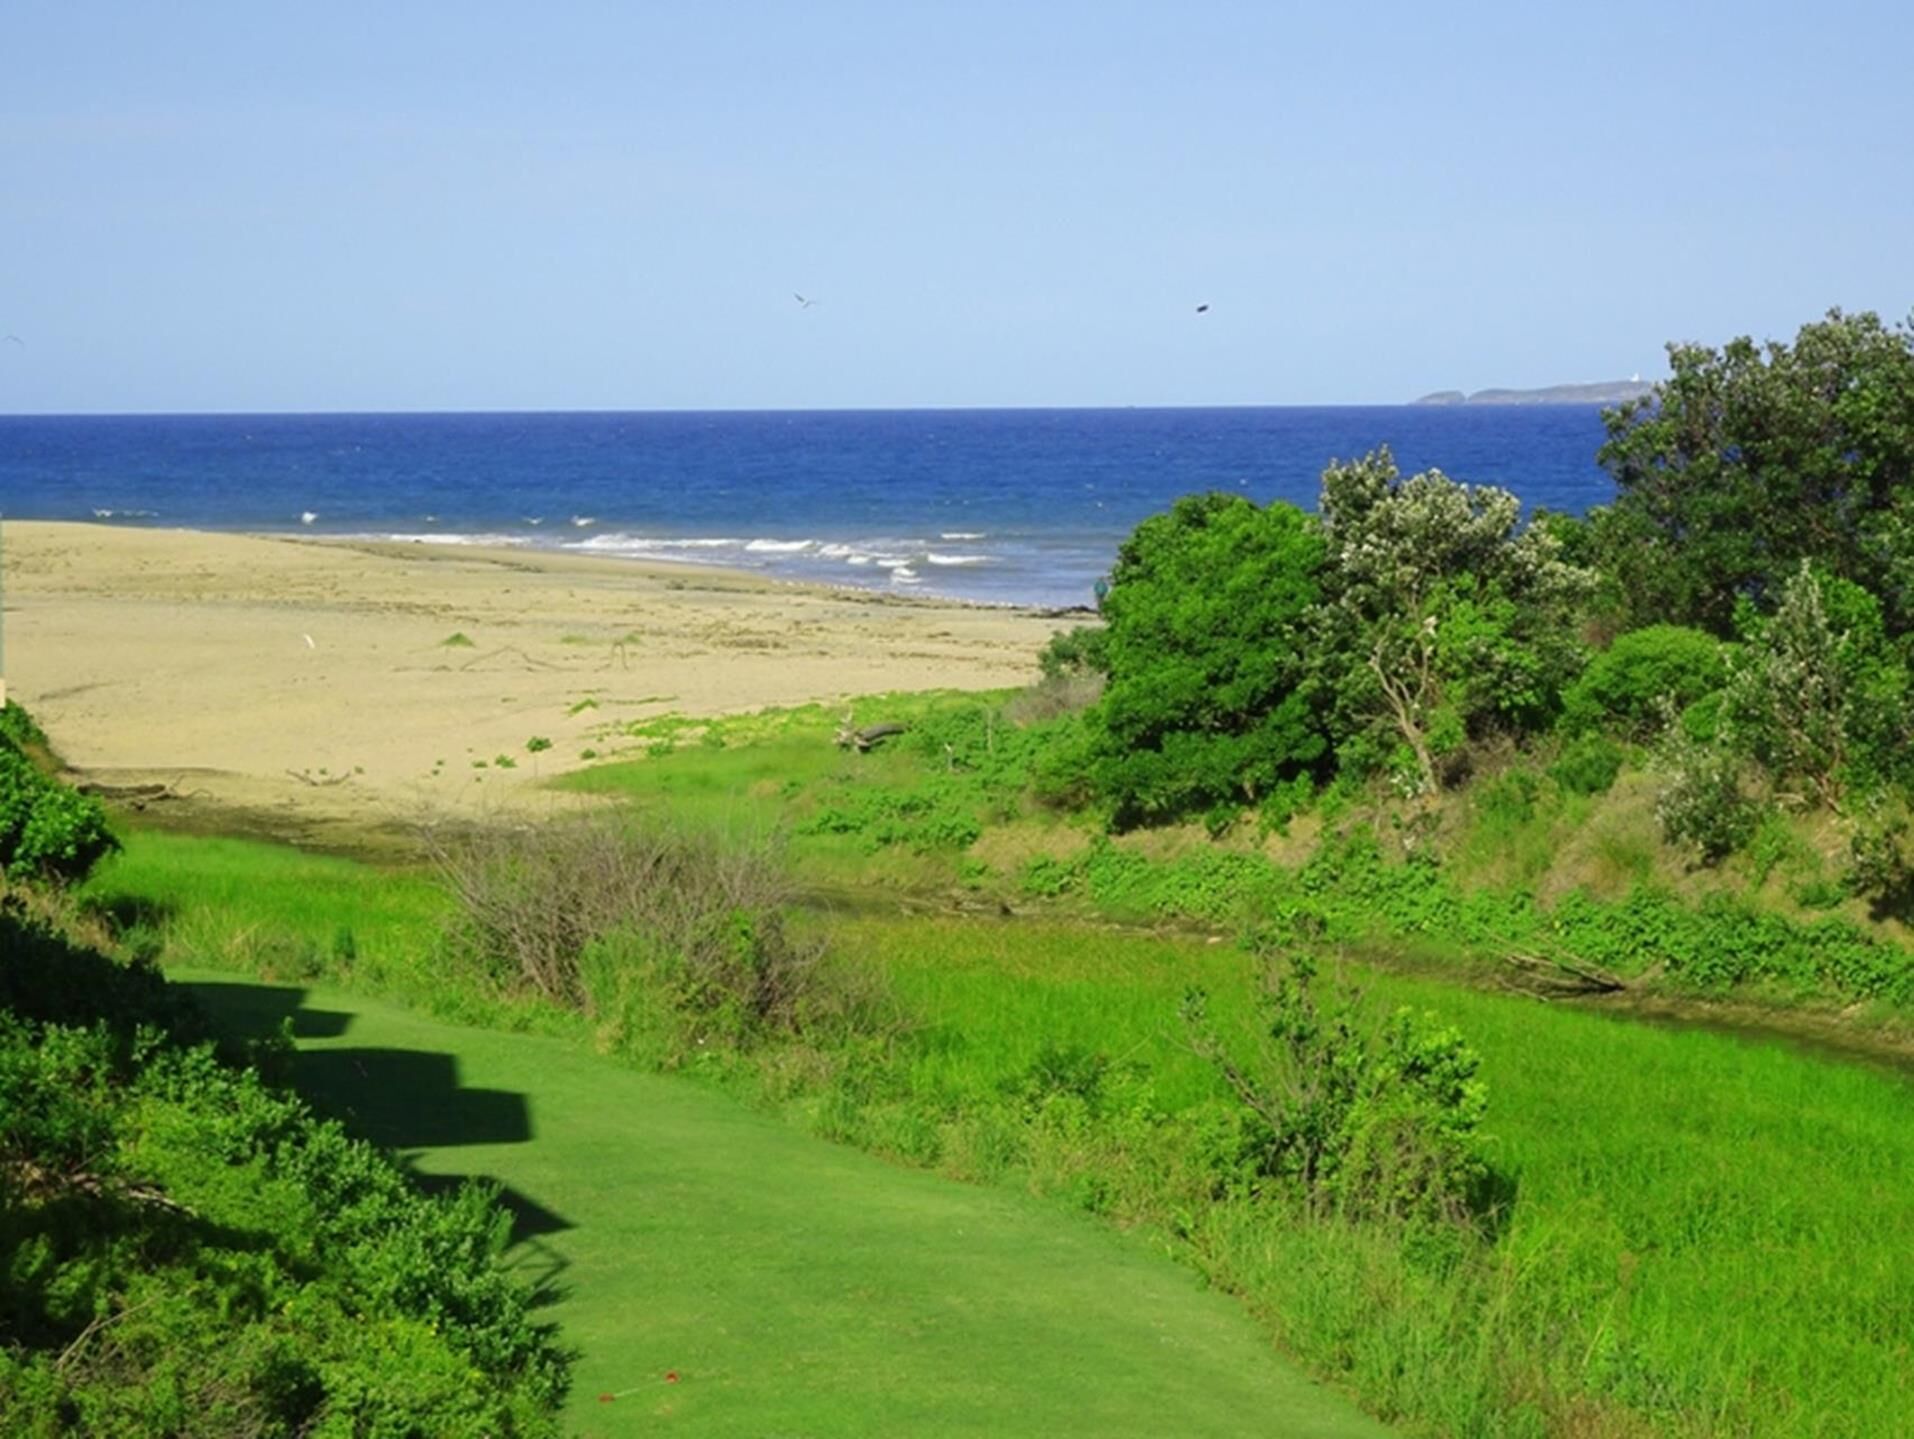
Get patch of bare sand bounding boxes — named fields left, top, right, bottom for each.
left=4, top=523, right=1077, bottom=845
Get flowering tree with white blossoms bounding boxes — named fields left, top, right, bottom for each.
left=1317, top=449, right=1593, bottom=796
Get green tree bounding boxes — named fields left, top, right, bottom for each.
left=1723, top=564, right=1909, bottom=810
left=1558, top=624, right=1726, bottom=739
left=1088, top=493, right=1327, bottom=824
left=1595, top=309, right=1914, bottom=636
left=1318, top=450, right=1591, bottom=795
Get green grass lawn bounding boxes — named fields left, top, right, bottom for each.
left=177, top=967, right=1390, bottom=1439
left=88, top=828, right=1914, bottom=1434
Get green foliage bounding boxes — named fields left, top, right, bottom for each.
left=1595, top=308, right=1914, bottom=636
left=1036, top=624, right=1109, bottom=680
left=0, top=907, right=568, bottom=1433
left=1036, top=829, right=1914, bottom=1005
left=0, top=709, right=117, bottom=884
left=1845, top=806, right=1914, bottom=920
left=526, top=735, right=552, bottom=755
left=1723, top=565, right=1910, bottom=805
left=1183, top=946, right=1496, bottom=1230
left=1559, top=624, right=1725, bottom=738
left=1548, top=734, right=1624, bottom=796
left=1089, top=493, right=1329, bottom=825
left=0, top=702, right=49, bottom=753
left=1317, top=449, right=1592, bottom=794
left=1654, top=718, right=1758, bottom=864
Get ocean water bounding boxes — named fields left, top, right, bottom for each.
left=0, top=408, right=1614, bottom=608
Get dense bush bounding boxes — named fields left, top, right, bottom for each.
left=1034, top=831, right=1914, bottom=1005
left=1558, top=624, right=1725, bottom=738
left=1548, top=734, right=1625, bottom=795
left=1088, top=493, right=1329, bottom=825
left=0, top=907, right=568, bottom=1433
left=0, top=717, right=117, bottom=883
left=1183, top=944, right=1497, bottom=1230
left=0, top=701, right=48, bottom=753
left=1846, top=807, right=1914, bottom=921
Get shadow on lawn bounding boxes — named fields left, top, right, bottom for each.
left=181, top=978, right=575, bottom=1299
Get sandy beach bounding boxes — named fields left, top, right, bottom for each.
left=2, top=523, right=1071, bottom=844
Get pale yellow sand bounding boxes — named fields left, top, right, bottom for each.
left=2, top=523, right=1072, bottom=842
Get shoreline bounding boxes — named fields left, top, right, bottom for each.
left=2, top=521, right=1074, bottom=843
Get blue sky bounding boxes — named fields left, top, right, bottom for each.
left=3, top=1, right=1909, bottom=412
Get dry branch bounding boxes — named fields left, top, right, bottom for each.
left=1500, top=951, right=1629, bottom=999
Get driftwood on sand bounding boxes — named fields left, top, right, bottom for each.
left=74, top=778, right=205, bottom=809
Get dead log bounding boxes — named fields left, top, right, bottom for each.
left=1501, top=951, right=1628, bottom=1000
left=77, top=781, right=175, bottom=802
left=834, top=721, right=908, bottom=752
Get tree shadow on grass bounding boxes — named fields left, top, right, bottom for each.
left=181, top=978, right=575, bottom=1301
left=178, top=979, right=352, bottom=1040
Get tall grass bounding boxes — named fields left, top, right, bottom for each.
left=806, top=915, right=1914, bottom=1437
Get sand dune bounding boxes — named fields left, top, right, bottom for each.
left=3, top=523, right=1072, bottom=843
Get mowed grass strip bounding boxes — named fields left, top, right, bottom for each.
left=178, top=969, right=1390, bottom=1439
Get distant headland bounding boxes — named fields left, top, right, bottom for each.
left=1412, top=380, right=1656, bottom=406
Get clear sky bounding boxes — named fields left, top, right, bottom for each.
left=3, top=1, right=1910, bottom=413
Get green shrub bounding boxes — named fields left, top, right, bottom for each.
left=0, top=908, right=568, bottom=1433
left=1559, top=624, right=1725, bottom=738
left=1182, top=943, right=1498, bottom=1231
left=1548, top=734, right=1625, bottom=795
left=0, top=718, right=117, bottom=884
left=1724, top=565, right=1911, bottom=806
left=1020, top=855, right=1077, bottom=899
left=0, top=701, right=48, bottom=753
left=1088, top=493, right=1329, bottom=825
left=1037, top=625, right=1109, bottom=680
left=1654, top=723, right=1756, bottom=864
left=1846, top=809, right=1914, bottom=920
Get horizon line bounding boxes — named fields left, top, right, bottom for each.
left=0, top=396, right=1639, bottom=421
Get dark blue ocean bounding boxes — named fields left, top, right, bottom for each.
left=0, top=408, right=1613, bottom=608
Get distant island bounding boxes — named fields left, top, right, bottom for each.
left=1412, top=380, right=1656, bottom=406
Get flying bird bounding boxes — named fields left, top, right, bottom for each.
left=794, top=293, right=818, bottom=309
left=1195, top=304, right=1211, bottom=314
left=2, top=334, right=21, bottom=345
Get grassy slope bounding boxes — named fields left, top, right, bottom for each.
left=565, top=699, right=1914, bottom=966
left=838, top=916, right=1914, bottom=1432
left=87, top=820, right=1914, bottom=1432
left=176, top=967, right=1389, bottom=1439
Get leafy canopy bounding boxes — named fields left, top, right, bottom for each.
left=1318, top=449, right=1591, bottom=794
left=1595, top=308, right=1914, bottom=636
left=1089, top=493, right=1328, bottom=825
